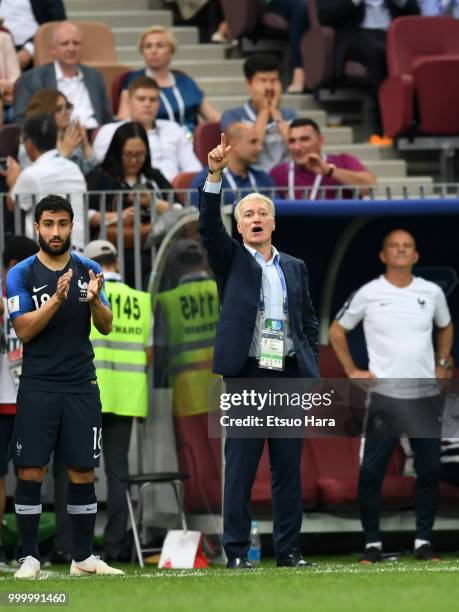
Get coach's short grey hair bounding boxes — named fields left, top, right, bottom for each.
left=234, top=192, right=276, bottom=222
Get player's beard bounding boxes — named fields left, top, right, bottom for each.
left=38, top=232, right=71, bottom=256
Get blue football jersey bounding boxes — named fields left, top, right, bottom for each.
left=6, top=253, right=111, bottom=392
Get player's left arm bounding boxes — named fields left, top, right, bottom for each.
left=87, top=269, right=112, bottom=335
left=436, top=322, right=454, bottom=379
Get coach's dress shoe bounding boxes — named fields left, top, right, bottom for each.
left=359, top=546, right=383, bottom=564
left=277, top=553, right=317, bottom=568
left=414, top=544, right=440, bottom=562
left=226, top=556, right=254, bottom=569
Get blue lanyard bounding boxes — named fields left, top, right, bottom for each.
left=259, top=257, right=288, bottom=316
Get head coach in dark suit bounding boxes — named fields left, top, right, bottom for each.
left=13, top=20, right=112, bottom=128
left=198, top=133, right=320, bottom=569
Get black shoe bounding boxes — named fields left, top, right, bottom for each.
left=277, top=553, right=317, bottom=568
left=48, top=550, right=73, bottom=565
left=104, top=550, right=132, bottom=563
left=414, top=544, right=440, bottom=561
left=360, top=546, right=383, bottom=564
left=226, top=556, right=254, bottom=569
left=0, top=545, right=8, bottom=569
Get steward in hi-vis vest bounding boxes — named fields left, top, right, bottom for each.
left=83, top=239, right=153, bottom=562
left=154, top=239, right=220, bottom=416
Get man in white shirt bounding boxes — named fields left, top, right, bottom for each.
left=5, top=113, right=88, bottom=252
left=93, top=76, right=202, bottom=182
left=13, top=21, right=112, bottom=128
left=0, top=0, right=66, bottom=69
left=329, top=229, right=453, bottom=562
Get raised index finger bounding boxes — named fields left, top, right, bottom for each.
left=220, top=132, right=227, bottom=149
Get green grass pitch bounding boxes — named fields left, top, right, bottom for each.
left=1, top=558, right=459, bottom=612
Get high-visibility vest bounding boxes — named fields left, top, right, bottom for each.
left=91, top=280, right=152, bottom=417
left=156, top=278, right=220, bottom=416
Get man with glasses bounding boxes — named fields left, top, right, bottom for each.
left=14, top=20, right=112, bottom=128
left=93, top=76, right=202, bottom=182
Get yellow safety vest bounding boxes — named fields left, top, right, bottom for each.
left=91, top=280, right=152, bottom=417
left=156, top=278, right=220, bottom=416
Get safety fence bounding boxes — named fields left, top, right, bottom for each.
left=2, top=183, right=459, bottom=290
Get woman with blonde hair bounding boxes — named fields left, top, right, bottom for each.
left=117, top=25, right=220, bottom=134
left=20, top=88, right=97, bottom=173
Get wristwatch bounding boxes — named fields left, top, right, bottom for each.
left=208, top=168, right=222, bottom=175
left=436, top=358, right=452, bottom=370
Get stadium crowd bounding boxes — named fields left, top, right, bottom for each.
left=0, top=0, right=458, bottom=573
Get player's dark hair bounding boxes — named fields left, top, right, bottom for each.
left=93, top=253, right=117, bottom=267
left=290, top=117, right=322, bottom=135
left=243, top=53, right=280, bottom=80
left=34, top=194, right=74, bottom=223
left=2, top=235, right=39, bottom=268
left=22, top=112, right=57, bottom=152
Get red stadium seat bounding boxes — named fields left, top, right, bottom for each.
left=309, top=438, right=415, bottom=510
left=172, top=172, right=199, bottom=205
left=318, top=345, right=346, bottom=378
left=301, top=440, right=320, bottom=509
left=174, top=414, right=222, bottom=513
left=380, top=16, right=459, bottom=138
left=194, top=122, right=221, bottom=166
left=111, top=70, right=131, bottom=116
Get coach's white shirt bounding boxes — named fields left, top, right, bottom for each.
left=11, top=149, right=88, bottom=252
left=337, top=275, right=451, bottom=397
left=93, top=118, right=202, bottom=182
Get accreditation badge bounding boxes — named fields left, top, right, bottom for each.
left=259, top=318, right=285, bottom=371
left=8, top=347, right=22, bottom=390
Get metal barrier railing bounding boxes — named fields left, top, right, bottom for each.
left=2, top=183, right=459, bottom=290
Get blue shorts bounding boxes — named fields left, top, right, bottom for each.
left=10, top=389, right=102, bottom=469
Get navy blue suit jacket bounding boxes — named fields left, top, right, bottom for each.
left=198, top=188, right=320, bottom=378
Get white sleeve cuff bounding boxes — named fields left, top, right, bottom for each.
left=203, top=179, right=222, bottom=193
left=23, top=42, right=35, bottom=56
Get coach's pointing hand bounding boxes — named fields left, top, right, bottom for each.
left=207, top=133, right=231, bottom=179
left=55, top=269, right=73, bottom=303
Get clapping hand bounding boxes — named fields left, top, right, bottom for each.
left=208, top=133, right=232, bottom=174
left=56, top=269, right=73, bottom=303
left=87, top=269, right=104, bottom=303
left=60, top=122, right=83, bottom=157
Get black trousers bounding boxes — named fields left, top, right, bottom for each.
left=102, top=413, right=133, bottom=556
left=359, top=394, right=442, bottom=543
left=223, top=357, right=303, bottom=561
left=344, top=28, right=387, bottom=133
left=440, top=463, right=459, bottom=488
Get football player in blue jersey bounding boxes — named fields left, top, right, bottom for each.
left=6, top=194, right=124, bottom=578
